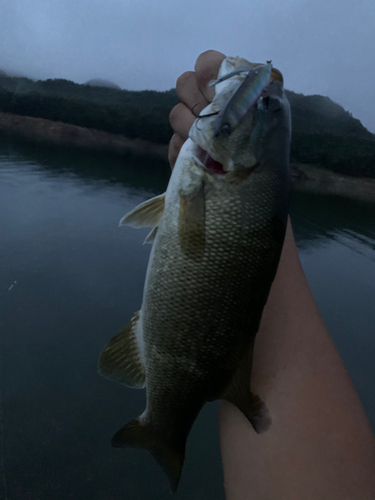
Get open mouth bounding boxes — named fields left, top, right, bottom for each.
left=196, top=146, right=226, bottom=175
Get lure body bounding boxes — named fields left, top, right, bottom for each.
left=213, top=63, right=272, bottom=139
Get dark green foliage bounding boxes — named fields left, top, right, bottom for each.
left=285, top=90, right=375, bottom=178
left=290, top=134, right=375, bottom=178
left=285, top=90, right=373, bottom=139
left=0, top=75, right=178, bottom=143
left=85, top=79, right=121, bottom=90
left=0, top=74, right=375, bottom=177
left=0, top=74, right=178, bottom=109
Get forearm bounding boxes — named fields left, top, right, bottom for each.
left=220, top=219, right=375, bottom=499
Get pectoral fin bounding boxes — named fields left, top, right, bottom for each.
left=119, top=193, right=165, bottom=228
left=178, top=182, right=205, bottom=260
left=220, top=350, right=271, bottom=433
left=98, top=311, right=146, bottom=389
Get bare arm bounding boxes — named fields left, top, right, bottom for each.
left=220, top=220, right=375, bottom=499
left=169, top=50, right=375, bottom=499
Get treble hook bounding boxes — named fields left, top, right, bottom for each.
left=191, top=103, right=220, bottom=131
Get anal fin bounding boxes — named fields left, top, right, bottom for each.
left=220, top=350, right=271, bottom=433
left=98, top=311, right=146, bottom=389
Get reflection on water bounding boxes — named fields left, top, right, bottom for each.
left=292, top=191, right=375, bottom=255
left=0, top=137, right=171, bottom=194
left=0, top=136, right=374, bottom=499
left=291, top=190, right=375, bottom=429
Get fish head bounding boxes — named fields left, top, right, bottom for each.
left=189, top=57, right=291, bottom=175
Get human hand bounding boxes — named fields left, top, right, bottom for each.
left=168, top=50, right=226, bottom=169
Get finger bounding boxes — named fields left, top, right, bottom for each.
left=194, top=50, right=226, bottom=101
left=168, top=133, right=185, bottom=170
left=169, top=103, right=195, bottom=141
left=176, top=71, right=209, bottom=116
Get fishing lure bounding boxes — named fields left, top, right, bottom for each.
left=191, top=103, right=219, bottom=131
left=212, top=63, right=273, bottom=139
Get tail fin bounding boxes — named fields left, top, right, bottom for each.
left=112, top=418, right=186, bottom=492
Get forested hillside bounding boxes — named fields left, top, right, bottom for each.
left=0, top=73, right=374, bottom=178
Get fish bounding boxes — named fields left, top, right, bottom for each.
left=98, top=55, right=291, bottom=492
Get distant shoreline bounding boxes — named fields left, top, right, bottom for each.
left=291, top=163, right=375, bottom=203
left=0, top=111, right=169, bottom=158
left=1, top=110, right=375, bottom=203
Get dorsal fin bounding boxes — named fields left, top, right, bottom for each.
left=98, top=311, right=146, bottom=389
left=119, top=193, right=165, bottom=228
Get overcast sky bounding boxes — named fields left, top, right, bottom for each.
left=1, top=0, right=374, bottom=132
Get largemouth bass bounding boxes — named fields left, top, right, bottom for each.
left=98, top=56, right=291, bottom=491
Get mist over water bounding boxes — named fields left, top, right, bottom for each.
left=0, top=138, right=374, bottom=499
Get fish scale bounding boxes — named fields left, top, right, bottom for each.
left=145, top=173, right=284, bottom=470
left=98, top=55, right=291, bottom=492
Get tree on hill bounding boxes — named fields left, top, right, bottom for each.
left=85, top=79, right=122, bottom=90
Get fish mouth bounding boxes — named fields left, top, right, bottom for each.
left=196, top=145, right=227, bottom=176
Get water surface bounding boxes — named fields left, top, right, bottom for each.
left=0, top=138, right=374, bottom=499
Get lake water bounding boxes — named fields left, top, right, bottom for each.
left=0, top=137, right=374, bottom=499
